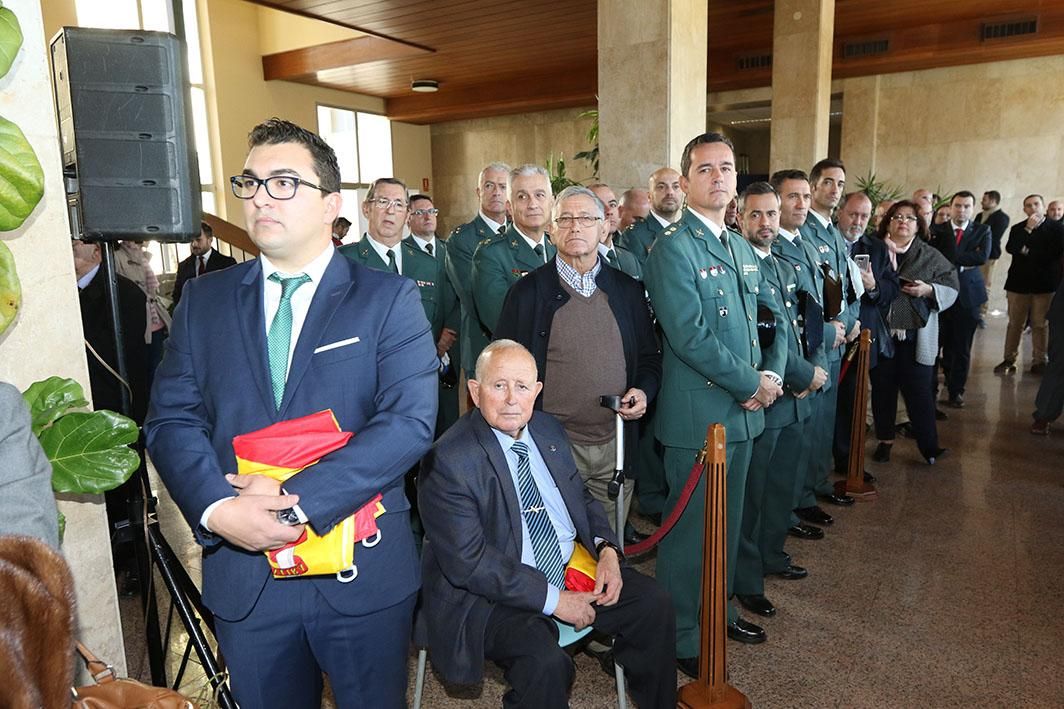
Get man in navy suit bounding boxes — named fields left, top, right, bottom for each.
left=931, top=190, right=991, bottom=408
left=419, top=340, right=676, bottom=708
left=145, top=118, right=438, bottom=708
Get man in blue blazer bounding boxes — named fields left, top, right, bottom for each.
left=419, top=340, right=676, bottom=708
left=145, top=118, right=438, bottom=708
left=931, top=190, right=991, bottom=407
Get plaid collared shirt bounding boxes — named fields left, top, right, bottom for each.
left=555, top=256, right=601, bottom=298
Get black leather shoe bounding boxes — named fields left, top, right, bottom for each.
left=736, top=594, right=776, bottom=617
left=767, top=564, right=808, bottom=580
left=947, top=395, right=965, bottom=409
left=994, top=360, right=1017, bottom=375
left=727, top=618, right=766, bottom=644
left=935, top=407, right=950, bottom=420
left=677, top=656, right=699, bottom=679
left=923, top=447, right=948, bottom=465
left=820, top=492, right=855, bottom=507
left=864, top=470, right=877, bottom=483
left=623, top=523, right=649, bottom=545
left=872, top=442, right=892, bottom=462
left=787, top=523, right=824, bottom=540
left=795, top=505, right=833, bottom=525
left=1031, top=362, right=1047, bottom=374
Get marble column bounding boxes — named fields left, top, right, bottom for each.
left=597, top=0, right=708, bottom=190
left=769, top=0, right=835, bottom=173
left=840, top=75, right=880, bottom=175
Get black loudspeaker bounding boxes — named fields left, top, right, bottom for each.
left=50, top=27, right=201, bottom=242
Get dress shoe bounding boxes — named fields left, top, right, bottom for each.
left=623, top=523, right=649, bottom=545
left=795, top=505, right=833, bottom=525
left=787, top=523, right=824, bottom=540
left=863, top=470, right=877, bottom=483
left=923, top=447, right=948, bottom=465
left=935, top=407, right=949, bottom=420
left=994, top=360, right=1017, bottom=375
left=736, top=594, right=776, bottom=617
left=677, top=656, right=699, bottom=679
left=1031, top=362, right=1047, bottom=375
left=766, top=564, right=808, bottom=580
left=1031, top=419, right=1050, bottom=435
left=583, top=645, right=616, bottom=678
left=727, top=618, right=766, bottom=644
left=872, top=442, right=892, bottom=462
left=820, top=492, right=855, bottom=507
left=947, top=394, right=965, bottom=409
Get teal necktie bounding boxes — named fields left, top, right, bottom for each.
left=387, top=248, right=399, bottom=273
left=510, top=441, right=566, bottom=587
left=606, top=249, right=618, bottom=265
left=267, top=272, right=311, bottom=409
left=533, top=243, right=544, bottom=262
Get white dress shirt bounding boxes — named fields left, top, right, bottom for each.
left=514, top=226, right=548, bottom=262
left=363, top=234, right=404, bottom=273
left=410, top=234, right=437, bottom=255
left=479, top=211, right=506, bottom=234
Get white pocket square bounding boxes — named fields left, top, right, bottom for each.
left=314, top=337, right=360, bottom=354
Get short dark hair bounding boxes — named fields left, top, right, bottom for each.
left=984, top=190, right=1001, bottom=204
left=769, top=169, right=809, bottom=193
left=809, top=158, right=846, bottom=185
left=738, top=181, right=779, bottom=212
left=333, top=217, right=351, bottom=228
left=875, top=199, right=928, bottom=242
left=247, top=118, right=340, bottom=194
left=199, top=221, right=213, bottom=238
left=366, top=177, right=408, bottom=202
left=408, top=193, right=434, bottom=207
left=950, top=190, right=976, bottom=205
left=680, top=132, right=735, bottom=177
left=1024, top=193, right=1044, bottom=205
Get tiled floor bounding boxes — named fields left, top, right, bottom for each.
left=122, top=290, right=1064, bottom=708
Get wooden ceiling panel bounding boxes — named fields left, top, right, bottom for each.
left=246, top=0, right=1064, bottom=123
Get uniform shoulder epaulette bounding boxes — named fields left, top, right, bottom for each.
left=450, top=225, right=463, bottom=236
left=662, top=223, right=680, bottom=238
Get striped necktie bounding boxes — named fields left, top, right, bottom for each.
left=267, top=272, right=310, bottom=409
left=510, top=440, right=565, bottom=587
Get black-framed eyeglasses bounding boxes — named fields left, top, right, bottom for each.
left=410, top=208, right=439, bottom=216
left=554, top=215, right=602, bottom=229
left=229, top=174, right=329, bottom=200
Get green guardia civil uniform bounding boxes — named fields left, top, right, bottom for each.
left=734, top=249, right=826, bottom=598
left=601, top=239, right=643, bottom=280
left=471, top=226, right=556, bottom=336
left=643, top=209, right=787, bottom=658
left=797, top=213, right=860, bottom=501
left=444, top=215, right=504, bottom=375
left=618, top=213, right=666, bottom=265
left=404, top=236, right=461, bottom=434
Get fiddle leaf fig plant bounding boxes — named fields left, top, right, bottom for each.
left=0, top=1, right=23, bottom=78
left=0, top=239, right=18, bottom=334
left=0, top=114, right=44, bottom=231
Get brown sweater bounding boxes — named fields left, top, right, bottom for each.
left=541, top=280, right=627, bottom=444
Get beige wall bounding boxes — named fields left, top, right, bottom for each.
left=841, top=55, right=1064, bottom=212
left=3, top=0, right=126, bottom=675
left=430, top=106, right=596, bottom=237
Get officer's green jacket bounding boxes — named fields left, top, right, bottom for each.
left=444, top=215, right=504, bottom=372
left=618, top=214, right=666, bottom=265
left=643, top=210, right=787, bottom=449
left=757, top=251, right=821, bottom=429
left=471, top=226, right=556, bottom=336
left=798, top=213, right=861, bottom=359
left=602, top=240, right=643, bottom=280
left=772, top=230, right=837, bottom=386
left=404, top=236, right=460, bottom=339
left=339, top=236, right=446, bottom=340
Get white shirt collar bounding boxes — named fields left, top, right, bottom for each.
left=410, top=234, right=436, bottom=253
left=650, top=210, right=672, bottom=228
left=778, top=227, right=800, bottom=243
left=754, top=247, right=770, bottom=260
left=686, top=208, right=724, bottom=239
left=77, top=264, right=100, bottom=290
left=950, top=220, right=969, bottom=231
left=808, top=209, right=831, bottom=229
left=479, top=211, right=506, bottom=234
left=260, top=243, right=334, bottom=284
left=597, top=242, right=614, bottom=258
left=514, top=225, right=547, bottom=260
left=363, top=233, right=404, bottom=272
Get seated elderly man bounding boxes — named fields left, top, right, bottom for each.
left=419, top=340, right=676, bottom=709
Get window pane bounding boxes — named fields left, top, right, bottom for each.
left=317, top=106, right=359, bottom=184
left=144, top=241, right=164, bottom=276
left=140, top=0, right=172, bottom=32
left=356, top=113, right=393, bottom=184
left=182, top=0, right=204, bottom=84
left=76, top=0, right=139, bottom=29
left=339, top=188, right=369, bottom=241
left=201, top=190, right=216, bottom=216
left=190, top=87, right=213, bottom=188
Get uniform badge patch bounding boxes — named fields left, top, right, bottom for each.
left=699, top=268, right=708, bottom=279
left=718, top=306, right=729, bottom=317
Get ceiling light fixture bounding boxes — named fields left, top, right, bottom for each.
left=411, top=79, right=439, bottom=93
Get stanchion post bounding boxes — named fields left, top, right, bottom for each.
left=835, top=329, right=877, bottom=499
left=678, top=424, right=751, bottom=709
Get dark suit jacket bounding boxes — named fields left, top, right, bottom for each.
left=930, top=221, right=991, bottom=310
left=1003, top=219, right=1064, bottom=294
left=145, top=251, right=438, bottom=621
left=493, top=258, right=661, bottom=475
left=79, top=270, right=150, bottom=424
left=848, top=235, right=900, bottom=368
left=418, top=409, right=617, bottom=685
left=171, top=249, right=237, bottom=305
left=975, top=209, right=1010, bottom=260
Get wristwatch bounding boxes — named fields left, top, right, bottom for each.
left=595, top=539, right=626, bottom=563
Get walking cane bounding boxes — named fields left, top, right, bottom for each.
left=599, top=394, right=629, bottom=552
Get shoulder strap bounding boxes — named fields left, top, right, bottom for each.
left=76, top=641, right=117, bottom=684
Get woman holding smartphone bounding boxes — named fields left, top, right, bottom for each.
left=870, top=200, right=959, bottom=465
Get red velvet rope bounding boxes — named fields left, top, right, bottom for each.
left=625, top=457, right=706, bottom=557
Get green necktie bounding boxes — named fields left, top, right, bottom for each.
left=533, top=243, right=544, bottom=262
left=267, top=272, right=311, bottom=409
left=387, top=248, right=399, bottom=273
left=606, top=249, right=618, bottom=265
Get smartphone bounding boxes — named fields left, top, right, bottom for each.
left=854, top=254, right=871, bottom=271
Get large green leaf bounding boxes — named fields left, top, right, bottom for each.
left=0, top=5, right=23, bottom=79
left=40, top=410, right=140, bottom=494
left=21, top=376, right=90, bottom=436
left=0, top=114, right=43, bottom=231
left=0, top=239, right=18, bottom=335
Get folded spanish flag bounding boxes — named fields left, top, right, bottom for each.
left=232, top=410, right=385, bottom=580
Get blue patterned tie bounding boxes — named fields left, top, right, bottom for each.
left=267, top=272, right=311, bottom=409
left=510, top=441, right=566, bottom=587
